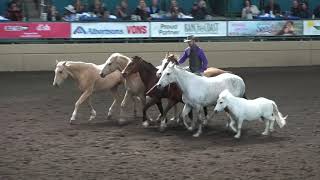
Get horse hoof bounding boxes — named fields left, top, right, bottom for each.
left=193, top=133, right=200, bottom=137
left=187, top=127, right=193, bottom=131
left=234, top=135, right=240, bottom=139
left=269, top=128, right=275, bottom=132
left=262, top=132, right=269, bottom=136
left=142, top=121, right=149, bottom=128
left=118, top=118, right=127, bottom=126
left=69, top=120, right=75, bottom=125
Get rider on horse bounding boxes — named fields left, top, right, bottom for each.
left=178, top=35, right=208, bottom=76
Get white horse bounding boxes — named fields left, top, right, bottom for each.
left=99, top=53, right=149, bottom=125
left=53, top=60, right=124, bottom=123
left=214, top=89, right=287, bottom=138
left=156, top=63, right=246, bottom=137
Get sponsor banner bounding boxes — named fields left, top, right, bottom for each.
left=71, top=22, right=150, bottom=38
left=304, top=20, right=320, bottom=35
left=0, top=22, right=70, bottom=38
left=228, top=20, right=303, bottom=36
left=150, top=21, right=227, bottom=37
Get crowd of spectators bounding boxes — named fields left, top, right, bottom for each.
left=242, top=0, right=320, bottom=19
left=2, top=0, right=320, bottom=22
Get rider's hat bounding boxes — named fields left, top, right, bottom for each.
left=184, top=35, right=196, bottom=42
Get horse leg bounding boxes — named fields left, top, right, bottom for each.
left=171, top=103, right=180, bottom=122
left=234, top=119, right=243, bottom=139
left=193, top=107, right=205, bottom=137
left=142, top=97, right=159, bottom=128
left=155, top=100, right=164, bottom=122
left=262, top=119, right=271, bottom=136
left=70, top=90, right=92, bottom=124
left=269, top=119, right=275, bottom=132
left=107, top=85, right=121, bottom=120
left=181, top=104, right=193, bottom=131
left=226, top=112, right=237, bottom=133
left=87, top=96, right=96, bottom=121
left=203, top=106, right=208, bottom=126
left=119, top=90, right=132, bottom=125
left=159, top=100, right=178, bottom=132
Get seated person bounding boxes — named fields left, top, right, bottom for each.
left=314, top=5, right=320, bottom=18
left=241, top=0, right=260, bottom=19
left=264, top=0, right=281, bottom=15
left=6, top=2, right=23, bottom=21
left=74, top=0, right=84, bottom=13
left=299, top=2, right=311, bottom=19
left=147, top=0, right=161, bottom=15
left=134, top=0, right=151, bottom=20
left=191, top=0, right=209, bottom=20
left=290, top=0, right=300, bottom=17
left=63, top=5, right=77, bottom=21
left=116, top=0, right=131, bottom=20
left=92, top=0, right=106, bottom=18
left=167, top=0, right=184, bottom=19
left=47, top=5, right=61, bottom=21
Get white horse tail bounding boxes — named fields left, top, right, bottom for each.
left=272, top=103, right=287, bottom=128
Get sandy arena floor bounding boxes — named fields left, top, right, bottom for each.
left=0, top=66, right=319, bottom=180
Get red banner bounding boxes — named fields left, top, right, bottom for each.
left=0, top=22, right=70, bottom=39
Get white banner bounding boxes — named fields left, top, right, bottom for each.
left=71, top=22, right=150, bottom=38
left=304, top=20, right=320, bottom=35
left=150, top=21, right=227, bottom=37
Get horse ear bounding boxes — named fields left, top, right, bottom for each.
left=62, top=61, right=67, bottom=66
left=56, top=60, right=59, bottom=65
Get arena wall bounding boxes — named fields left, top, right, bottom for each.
left=0, top=41, right=319, bottom=72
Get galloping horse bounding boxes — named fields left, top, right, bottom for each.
left=121, top=56, right=182, bottom=130
left=99, top=53, right=147, bottom=125
left=53, top=60, right=123, bottom=124
left=156, top=63, right=246, bottom=137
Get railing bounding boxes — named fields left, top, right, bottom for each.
left=1, top=19, right=320, bottom=44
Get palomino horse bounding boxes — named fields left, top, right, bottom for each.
left=156, top=53, right=229, bottom=77
left=156, top=63, right=246, bottom=137
left=121, top=56, right=182, bottom=130
left=99, top=53, right=147, bottom=125
left=214, top=89, right=287, bottom=138
left=53, top=60, right=123, bottom=124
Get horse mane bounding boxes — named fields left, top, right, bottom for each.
left=133, top=56, right=158, bottom=73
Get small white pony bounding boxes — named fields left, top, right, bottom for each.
left=214, top=89, right=287, bottom=138
left=53, top=60, right=124, bottom=123
left=156, top=63, right=246, bottom=137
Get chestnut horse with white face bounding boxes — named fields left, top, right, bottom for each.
left=53, top=60, right=124, bottom=124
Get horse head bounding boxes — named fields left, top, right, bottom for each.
left=100, top=53, right=129, bottom=78
left=53, top=60, right=68, bottom=87
left=122, top=56, right=142, bottom=78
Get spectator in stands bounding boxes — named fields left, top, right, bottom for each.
left=147, top=0, right=161, bottom=15
left=299, top=2, right=311, bottom=19
left=264, top=0, right=281, bottom=15
left=168, top=0, right=184, bottom=19
left=241, top=0, right=260, bottom=19
left=134, top=0, right=151, bottom=20
left=314, top=5, right=320, bottom=18
left=47, top=5, right=61, bottom=21
left=92, top=0, right=106, bottom=18
left=63, top=5, right=77, bottom=21
left=290, top=0, right=301, bottom=17
left=116, top=0, right=131, bottom=20
left=74, top=0, right=86, bottom=14
left=191, top=0, right=210, bottom=20
left=6, top=2, right=23, bottom=21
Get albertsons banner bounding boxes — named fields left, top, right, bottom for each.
left=150, top=21, right=227, bottom=37
left=71, top=22, right=150, bottom=38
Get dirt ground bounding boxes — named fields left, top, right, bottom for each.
left=0, top=66, right=319, bottom=180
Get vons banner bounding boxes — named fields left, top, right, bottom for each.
left=71, top=22, right=150, bottom=38
left=0, top=22, right=70, bottom=38
left=150, top=21, right=227, bottom=37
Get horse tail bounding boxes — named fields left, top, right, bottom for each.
left=272, top=103, right=287, bottom=128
